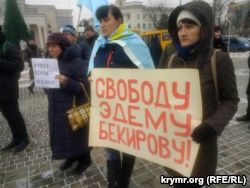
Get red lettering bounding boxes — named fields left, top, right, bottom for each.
left=159, top=136, right=170, bottom=159
left=147, top=134, right=158, bottom=155
left=136, top=130, right=146, bottom=150
left=99, top=101, right=111, bottom=119
left=108, top=122, right=117, bottom=143
left=173, top=82, right=190, bottom=110
left=126, top=127, right=136, bottom=148
left=145, top=109, right=167, bottom=133
left=155, top=81, right=171, bottom=109
left=117, top=125, right=126, bottom=145
left=170, top=113, right=191, bottom=137
left=99, top=121, right=108, bottom=140
left=128, top=79, right=140, bottom=103
left=128, top=105, right=142, bottom=127
left=96, top=78, right=105, bottom=98
left=141, top=81, right=153, bottom=105
left=113, top=103, right=127, bottom=123
left=106, top=78, right=116, bottom=99
left=117, top=79, right=127, bottom=101
left=172, top=139, right=185, bottom=165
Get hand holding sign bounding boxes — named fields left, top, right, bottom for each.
left=89, top=68, right=202, bottom=177
left=31, top=58, right=60, bottom=88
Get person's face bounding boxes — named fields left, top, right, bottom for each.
left=63, top=31, right=75, bottom=42
left=99, top=10, right=122, bottom=38
left=177, top=22, right=201, bottom=47
left=85, top=30, right=94, bottom=38
left=47, top=43, right=62, bottom=59
left=29, top=40, right=36, bottom=46
left=214, top=30, right=221, bottom=39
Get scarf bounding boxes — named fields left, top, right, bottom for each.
left=88, top=24, right=154, bottom=74
left=176, top=42, right=199, bottom=61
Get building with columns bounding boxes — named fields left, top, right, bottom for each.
left=0, top=0, right=73, bottom=49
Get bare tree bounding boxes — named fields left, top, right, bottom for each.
left=214, top=0, right=233, bottom=29
left=227, top=1, right=250, bottom=36
left=146, top=0, right=169, bottom=30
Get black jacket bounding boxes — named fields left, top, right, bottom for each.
left=0, top=41, right=24, bottom=100
left=48, top=43, right=90, bottom=159
left=86, top=32, right=99, bottom=50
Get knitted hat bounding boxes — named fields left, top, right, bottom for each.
left=177, top=10, right=201, bottom=26
left=46, top=32, right=70, bottom=49
left=214, top=25, right=221, bottom=32
left=62, top=25, right=76, bottom=36
left=84, top=25, right=95, bottom=32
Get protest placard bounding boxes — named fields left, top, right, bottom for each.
left=31, top=58, right=60, bottom=88
left=89, top=69, right=202, bottom=177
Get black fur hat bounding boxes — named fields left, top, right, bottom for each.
left=0, top=25, right=6, bottom=45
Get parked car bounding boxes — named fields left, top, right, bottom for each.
left=222, top=35, right=250, bottom=52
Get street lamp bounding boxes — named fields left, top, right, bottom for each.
left=225, top=15, right=232, bottom=52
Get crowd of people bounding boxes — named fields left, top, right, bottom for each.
left=0, top=0, right=249, bottom=187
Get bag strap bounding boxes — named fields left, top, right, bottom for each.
left=211, top=49, right=221, bottom=106
left=72, top=82, right=90, bottom=108
left=167, top=53, right=177, bottom=68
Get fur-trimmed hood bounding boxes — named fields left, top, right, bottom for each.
left=168, top=1, right=213, bottom=53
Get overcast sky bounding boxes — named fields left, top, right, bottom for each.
left=24, top=0, right=223, bottom=27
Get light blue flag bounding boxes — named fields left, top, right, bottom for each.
left=77, top=0, right=109, bottom=29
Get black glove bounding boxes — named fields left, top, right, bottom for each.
left=191, top=123, right=217, bottom=143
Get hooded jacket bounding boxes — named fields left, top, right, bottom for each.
left=166, top=1, right=239, bottom=177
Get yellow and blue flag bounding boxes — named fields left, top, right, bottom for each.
left=88, top=24, right=155, bottom=74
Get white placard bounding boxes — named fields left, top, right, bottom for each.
left=31, top=58, right=60, bottom=88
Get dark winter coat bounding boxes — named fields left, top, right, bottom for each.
left=94, top=43, right=138, bottom=69
left=213, top=37, right=227, bottom=52
left=86, top=32, right=99, bottom=50
left=166, top=1, right=239, bottom=177
left=0, top=41, right=24, bottom=100
left=149, top=36, right=162, bottom=68
left=48, top=43, right=90, bottom=159
left=23, top=45, right=42, bottom=79
left=158, top=42, right=176, bottom=68
left=76, top=40, right=91, bottom=62
left=23, top=45, right=43, bottom=67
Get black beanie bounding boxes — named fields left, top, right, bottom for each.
left=214, top=25, right=221, bottom=32
left=0, top=25, right=6, bottom=45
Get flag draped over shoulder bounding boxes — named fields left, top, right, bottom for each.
left=77, top=0, right=109, bottom=29
left=88, top=24, right=155, bottom=74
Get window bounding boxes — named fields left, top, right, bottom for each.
left=48, top=25, right=51, bottom=28
left=126, top=14, right=131, bottom=19
left=137, top=23, right=140, bottom=28
left=149, top=23, right=151, bottom=28
left=143, top=24, right=145, bottom=28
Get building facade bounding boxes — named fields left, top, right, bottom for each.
left=88, top=0, right=173, bottom=34
left=0, top=0, right=73, bottom=49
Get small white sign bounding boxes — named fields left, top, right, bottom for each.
left=31, top=58, right=60, bottom=88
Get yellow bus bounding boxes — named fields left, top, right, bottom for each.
left=141, top=30, right=171, bottom=50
